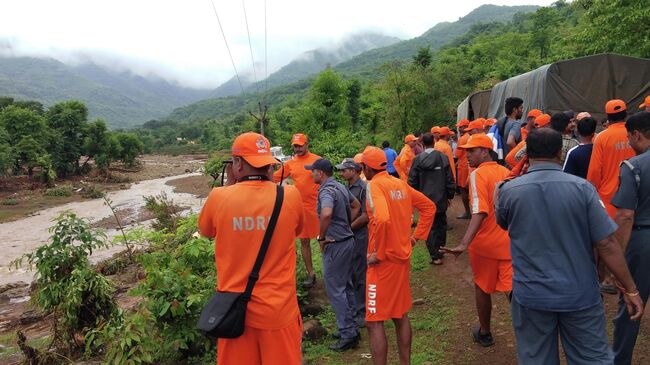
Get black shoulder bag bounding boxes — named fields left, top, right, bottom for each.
left=197, top=184, right=284, bottom=339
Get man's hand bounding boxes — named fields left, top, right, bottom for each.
left=410, top=236, right=417, bottom=247
left=439, top=244, right=467, bottom=260
left=623, top=292, right=645, bottom=321
left=367, top=252, right=379, bottom=266
left=319, top=238, right=334, bottom=252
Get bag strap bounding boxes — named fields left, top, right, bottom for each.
left=242, top=185, right=284, bottom=301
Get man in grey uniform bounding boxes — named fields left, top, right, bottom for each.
left=613, top=111, right=650, bottom=365
left=496, top=128, right=643, bottom=365
left=336, top=158, right=369, bottom=328
left=307, top=158, right=361, bottom=352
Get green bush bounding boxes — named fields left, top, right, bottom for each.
left=45, top=184, right=74, bottom=197
left=1, top=198, right=18, bottom=205
left=144, top=192, right=182, bottom=232
left=12, top=212, right=121, bottom=357
left=82, top=185, right=105, bottom=199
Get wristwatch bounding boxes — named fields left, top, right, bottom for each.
left=317, top=235, right=326, bottom=242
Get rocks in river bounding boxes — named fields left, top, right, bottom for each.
left=0, top=281, right=28, bottom=294
left=20, top=309, right=47, bottom=325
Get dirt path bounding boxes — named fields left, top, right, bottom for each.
left=305, top=199, right=650, bottom=364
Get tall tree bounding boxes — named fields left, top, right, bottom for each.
left=46, top=101, right=88, bottom=176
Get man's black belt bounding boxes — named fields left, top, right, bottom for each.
left=632, top=224, right=650, bottom=230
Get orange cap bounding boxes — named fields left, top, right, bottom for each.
left=605, top=99, right=626, bottom=114
left=457, top=119, right=470, bottom=128
left=576, top=112, right=592, bottom=120
left=639, top=95, right=650, bottom=109
left=459, top=133, right=494, bottom=150
left=467, top=120, right=484, bottom=131
left=404, top=134, right=417, bottom=143
left=485, top=118, right=497, bottom=127
left=353, top=153, right=363, bottom=164
left=533, top=113, right=551, bottom=128
left=527, top=109, right=542, bottom=118
left=430, top=126, right=441, bottom=134
left=231, top=132, right=279, bottom=168
left=361, top=146, right=388, bottom=170
left=291, top=133, right=308, bottom=146
left=439, top=127, right=452, bottom=136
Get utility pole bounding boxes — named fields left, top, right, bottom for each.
left=249, top=102, right=269, bottom=136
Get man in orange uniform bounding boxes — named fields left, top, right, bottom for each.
left=507, top=114, right=551, bottom=178
left=435, top=127, right=457, bottom=182
left=521, top=109, right=542, bottom=141
left=361, top=146, right=436, bottom=365
left=394, top=134, right=417, bottom=181
left=455, top=119, right=471, bottom=219
left=442, top=134, right=512, bottom=347
left=273, top=133, right=321, bottom=287
left=431, top=126, right=441, bottom=142
left=587, top=100, right=636, bottom=218
left=198, top=132, right=304, bottom=365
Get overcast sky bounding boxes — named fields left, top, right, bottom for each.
left=0, top=0, right=555, bottom=89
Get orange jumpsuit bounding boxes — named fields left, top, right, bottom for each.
left=586, top=122, right=635, bottom=218
left=455, top=133, right=470, bottom=188
left=394, top=145, right=415, bottom=181
left=198, top=182, right=305, bottom=365
left=435, top=140, right=456, bottom=182
left=468, top=162, right=512, bottom=294
left=274, top=152, right=321, bottom=238
left=505, top=140, right=526, bottom=169
left=365, top=171, right=436, bottom=321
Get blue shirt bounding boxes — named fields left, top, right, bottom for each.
left=496, top=162, right=617, bottom=312
left=384, top=148, right=398, bottom=174
left=317, top=177, right=355, bottom=242
left=612, top=149, right=650, bottom=225
left=563, top=143, right=594, bottom=179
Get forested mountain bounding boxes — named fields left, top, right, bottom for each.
left=0, top=56, right=212, bottom=129
left=166, top=4, right=539, bottom=123
left=334, top=4, right=539, bottom=78
left=210, top=32, right=400, bottom=98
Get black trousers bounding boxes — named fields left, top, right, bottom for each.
left=426, top=211, right=447, bottom=260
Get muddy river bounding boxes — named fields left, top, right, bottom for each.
left=0, top=173, right=205, bottom=286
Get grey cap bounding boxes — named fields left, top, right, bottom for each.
left=335, top=158, right=361, bottom=171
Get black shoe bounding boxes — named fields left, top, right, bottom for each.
left=472, top=326, right=494, bottom=347
left=329, top=337, right=359, bottom=352
left=302, top=274, right=316, bottom=288
left=332, top=331, right=361, bottom=340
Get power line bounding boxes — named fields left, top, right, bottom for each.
left=264, top=0, right=268, bottom=96
left=208, top=0, right=245, bottom=95
left=242, top=0, right=260, bottom=94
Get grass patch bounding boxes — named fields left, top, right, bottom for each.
left=1, top=199, right=18, bottom=205
left=81, top=185, right=104, bottom=199
left=45, top=184, right=74, bottom=197
left=410, top=243, right=431, bottom=272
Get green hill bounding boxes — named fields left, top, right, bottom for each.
left=166, top=4, right=539, bottom=123
left=0, top=56, right=212, bottom=129
left=334, top=4, right=539, bottom=78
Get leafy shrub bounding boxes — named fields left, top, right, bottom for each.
left=12, top=212, right=121, bottom=357
left=102, top=215, right=216, bottom=364
left=1, top=198, right=18, bottom=205
left=82, top=185, right=105, bottom=199
left=144, top=192, right=182, bottom=232
left=45, top=184, right=74, bottom=197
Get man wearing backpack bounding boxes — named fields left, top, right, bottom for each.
left=612, top=111, right=650, bottom=365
